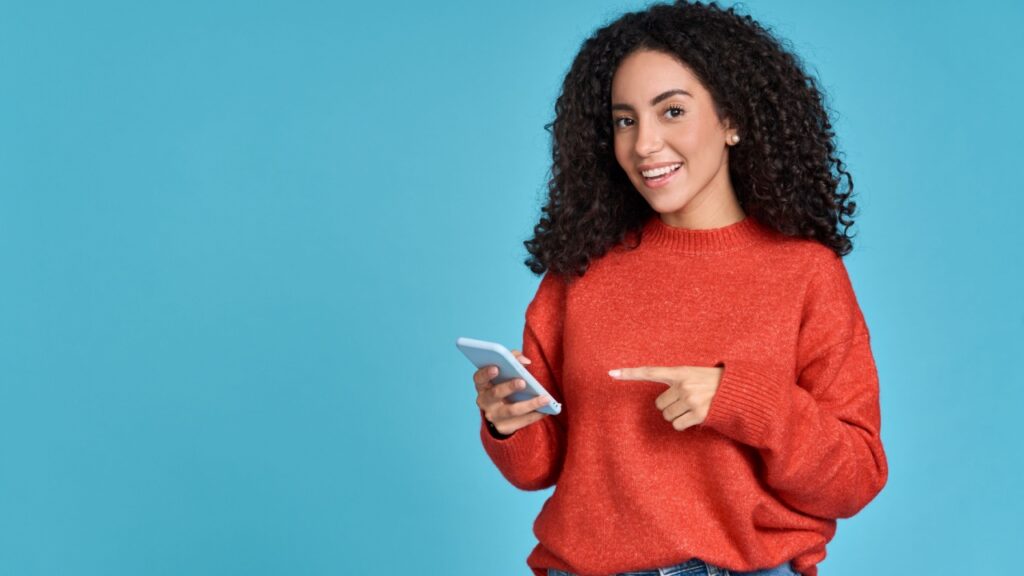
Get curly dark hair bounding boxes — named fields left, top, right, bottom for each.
left=524, top=0, right=857, bottom=278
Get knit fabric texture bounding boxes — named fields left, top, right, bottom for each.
left=479, top=213, right=888, bottom=576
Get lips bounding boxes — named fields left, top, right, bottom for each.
left=641, top=163, right=682, bottom=180
left=638, top=162, right=683, bottom=189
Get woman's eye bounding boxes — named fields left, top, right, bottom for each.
left=613, top=117, right=634, bottom=129
left=665, top=106, right=685, bottom=119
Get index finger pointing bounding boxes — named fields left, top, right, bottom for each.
left=608, top=366, right=675, bottom=385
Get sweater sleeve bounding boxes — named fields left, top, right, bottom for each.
left=479, top=271, right=568, bottom=491
left=701, top=253, right=888, bottom=519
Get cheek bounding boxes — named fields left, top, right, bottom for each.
left=683, top=125, right=721, bottom=158
left=669, top=129, right=701, bottom=154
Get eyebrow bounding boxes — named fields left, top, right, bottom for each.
left=611, top=89, right=692, bottom=112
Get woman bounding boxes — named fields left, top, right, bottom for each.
left=471, top=2, right=888, bottom=575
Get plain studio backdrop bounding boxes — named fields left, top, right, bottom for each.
left=1, top=0, right=1021, bottom=574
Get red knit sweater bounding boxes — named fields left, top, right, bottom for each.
left=479, top=214, right=888, bottom=576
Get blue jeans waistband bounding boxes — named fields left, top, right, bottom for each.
left=547, top=556, right=797, bottom=576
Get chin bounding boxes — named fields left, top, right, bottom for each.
left=631, top=178, right=689, bottom=209
left=641, top=191, right=694, bottom=215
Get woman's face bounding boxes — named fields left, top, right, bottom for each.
left=611, top=49, right=740, bottom=228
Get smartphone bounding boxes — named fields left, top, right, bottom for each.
left=456, top=336, right=562, bottom=415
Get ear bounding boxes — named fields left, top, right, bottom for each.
left=723, top=119, right=740, bottom=146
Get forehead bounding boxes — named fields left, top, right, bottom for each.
left=611, top=50, right=706, bottom=100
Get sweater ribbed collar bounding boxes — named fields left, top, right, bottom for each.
left=640, top=212, right=771, bottom=254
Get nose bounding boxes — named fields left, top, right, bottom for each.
left=633, top=118, right=663, bottom=157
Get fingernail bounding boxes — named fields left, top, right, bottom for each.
left=489, top=367, right=498, bottom=376
left=608, top=369, right=621, bottom=378
left=521, top=357, right=532, bottom=364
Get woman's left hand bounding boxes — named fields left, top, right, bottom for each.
left=608, top=366, right=724, bottom=431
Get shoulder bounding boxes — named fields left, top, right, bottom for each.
left=792, top=240, right=856, bottom=304
left=753, top=228, right=867, bottom=336
left=537, top=269, right=570, bottom=294
left=755, top=226, right=851, bottom=290
left=789, top=240, right=867, bottom=342
left=527, top=270, right=569, bottom=314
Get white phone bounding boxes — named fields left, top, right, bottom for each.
left=456, top=337, right=562, bottom=415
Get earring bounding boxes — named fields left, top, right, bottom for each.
left=729, top=134, right=740, bottom=144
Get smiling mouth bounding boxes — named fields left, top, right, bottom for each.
left=641, top=163, right=682, bottom=183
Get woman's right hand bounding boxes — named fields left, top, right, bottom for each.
left=474, top=349, right=552, bottom=437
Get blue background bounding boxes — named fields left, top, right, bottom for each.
left=2, top=0, right=1021, bottom=573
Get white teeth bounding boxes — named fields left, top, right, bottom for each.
left=641, top=163, right=681, bottom=178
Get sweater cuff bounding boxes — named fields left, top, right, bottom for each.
left=701, top=360, right=787, bottom=448
left=478, top=410, right=545, bottom=467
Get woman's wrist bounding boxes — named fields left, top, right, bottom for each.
left=485, top=417, right=514, bottom=440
